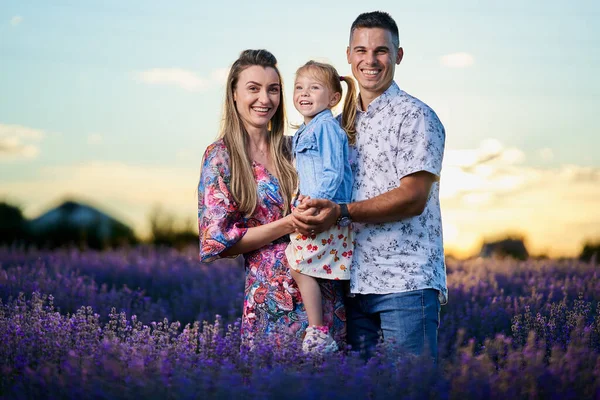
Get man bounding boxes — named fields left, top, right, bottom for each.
left=292, top=11, right=447, bottom=360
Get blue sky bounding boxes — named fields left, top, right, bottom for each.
left=1, top=1, right=599, bottom=256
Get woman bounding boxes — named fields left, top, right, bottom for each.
left=198, top=49, right=346, bottom=347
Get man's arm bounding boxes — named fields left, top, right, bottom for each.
left=292, top=170, right=436, bottom=234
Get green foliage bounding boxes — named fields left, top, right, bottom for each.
left=580, top=240, right=600, bottom=263
left=148, top=205, right=197, bottom=250
left=480, top=235, right=529, bottom=260
left=0, top=202, right=27, bottom=244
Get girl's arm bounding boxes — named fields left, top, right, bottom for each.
left=220, top=214, right=296, bottom=257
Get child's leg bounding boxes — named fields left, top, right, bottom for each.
left=290, top=269, right=323, bottom=326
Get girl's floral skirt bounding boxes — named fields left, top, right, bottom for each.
left=285, top=224, right=353, bottom=280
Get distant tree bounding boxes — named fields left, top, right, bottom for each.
left=580, top=241, right=600, bottom=263
left=0, top=202, right=28, bottom=244
left=148, top=205, right=197, bottom=250
left=480, top=235, right=529, bottom=260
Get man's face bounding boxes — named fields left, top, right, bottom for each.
left=347, top=27, right=403, bottom=99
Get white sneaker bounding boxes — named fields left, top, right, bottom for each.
left=302, top=326, right=338, bottom=354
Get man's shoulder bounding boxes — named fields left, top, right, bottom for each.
left=392, top=88, right=436, bottom=116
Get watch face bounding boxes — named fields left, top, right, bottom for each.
left=338, top=217, right=351, bottom=227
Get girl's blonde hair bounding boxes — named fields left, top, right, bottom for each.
left=295, top=60, right=358, bottom=144
left=220, top=49, right=297, bottom=216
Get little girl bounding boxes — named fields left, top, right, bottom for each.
left=285, top=60, right=357, bottom=353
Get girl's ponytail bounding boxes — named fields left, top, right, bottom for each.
left=339, top=76, right=357, bottom=145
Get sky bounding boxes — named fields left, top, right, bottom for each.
left=1, top=0, right=599, bottom=258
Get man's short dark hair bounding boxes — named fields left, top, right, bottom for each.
left=350, top=11, right=400, bottom=48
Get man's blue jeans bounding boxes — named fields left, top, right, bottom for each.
left=346, top=289, right=441, bottom=360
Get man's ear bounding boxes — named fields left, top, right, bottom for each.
left=346, top=46, right=351, bottom=64
left=396, top=47, right=404, bottom=65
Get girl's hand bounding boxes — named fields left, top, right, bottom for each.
left=295, top=195, right=310, bottom=211
left=295, top=195, right=319, bottom=216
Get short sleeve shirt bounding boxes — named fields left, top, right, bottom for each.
left=349, top=81, right=448, bottom=304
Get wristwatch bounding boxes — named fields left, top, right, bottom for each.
left=337, top=204, right=352, bottom=227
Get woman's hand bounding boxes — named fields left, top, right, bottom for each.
left=281, top=213, right=297, bottom=235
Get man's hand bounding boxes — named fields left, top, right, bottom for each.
left=292, top=198, right=340, bottom=235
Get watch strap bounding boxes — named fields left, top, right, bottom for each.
left=339, top=203, right=350, bottom=219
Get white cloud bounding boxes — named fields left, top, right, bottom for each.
left=440, top=139, right=600, bottom=257
left=538, top=148, right=554, bottom=161
left=211, top=68, right=230, bottom=84
left=440, top=52, right=475, bottom=68
left=442, top=139, right=534, bottom=199
left=0, top=124, right=44, bottom=139
left=87, top=133, right=103, bottom=145
left=135, top=67, right=229, bottom=92
left=10, top=16, right=22, bottom=27
left=0, top=123, right=45, bottom=161
left=135, top=68, right=210, bottom=91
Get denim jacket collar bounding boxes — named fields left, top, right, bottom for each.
left=296, top=109, right=333, bottom=134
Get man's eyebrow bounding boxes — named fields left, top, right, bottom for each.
left=352, top=45, right=391, bottom=51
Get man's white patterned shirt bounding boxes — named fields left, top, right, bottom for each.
left=349, top=81, right=448, bottom=304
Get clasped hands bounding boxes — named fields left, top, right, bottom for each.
left=290, top=195, right=340, bottom=235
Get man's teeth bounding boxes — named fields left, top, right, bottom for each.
left=364, top=70, right=379, bottom=75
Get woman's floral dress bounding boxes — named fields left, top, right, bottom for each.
left=198, top=139, right=346, bottom=345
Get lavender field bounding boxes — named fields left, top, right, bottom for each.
left=1, top=247, right=599, bottom=399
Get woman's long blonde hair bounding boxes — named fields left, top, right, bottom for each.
left=295, top=60, right=358, bottom=144
left=220, top=49, right=297, bottom=216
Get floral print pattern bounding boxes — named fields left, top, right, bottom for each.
left=285, top=224, right=353, bottom=280
left=349, top=82, right=448, bottom=304
left=198, top=139, right=346, bottom=344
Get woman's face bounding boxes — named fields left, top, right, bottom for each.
left=234, top=65, right=281, bottom=132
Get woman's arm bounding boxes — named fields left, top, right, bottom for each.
left=220, top=214, right=296, bottom=257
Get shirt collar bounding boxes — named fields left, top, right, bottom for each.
left=295, top=108, right=333, bottom=136
left=357, top=81, right=401, bottom=116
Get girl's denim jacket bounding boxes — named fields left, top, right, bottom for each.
left=292, top=109, right=353, bottom=203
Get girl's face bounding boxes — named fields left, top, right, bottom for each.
left=293, top=72, right=341, bottom=124
left=234, top=65, right=281, bottom=133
